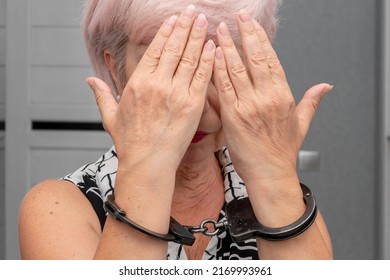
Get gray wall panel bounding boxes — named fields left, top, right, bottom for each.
left=0, top=0, right=5, bottom=26
left=30, top=28, right=88, bottom=66
left=29, top=0, right=83, bottom=26
left=0, top=66, right=4, bottom=105
left=30, top=66, right=93, bottom=105
left=0, top=0, right=5, bottom=260
left=30, top=148, right=110, bottom=186
left=274, top=0, right=379, bottom=259
left=0, top=27, right=5, bottom=65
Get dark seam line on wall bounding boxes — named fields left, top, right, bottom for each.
left=31, top=121, right=104, bottom=131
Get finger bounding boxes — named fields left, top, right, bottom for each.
left=252, top=19, right=289, bottom=91
left=236, top=11, right=271, bottom=90
left=213, top=46, right=237, bottom=107
left=156, top=5, right=197, bottom=77
left=189, top=39, right=215, bottom=99
left=138, top=15, right=179, bottom=72
left=296, top=83, right=333, bottom=136
left=174, top=13, right=208, bottom=85
left=216, top=22, right=254, bottom=99
left=86, top=77, right=118, bottom=133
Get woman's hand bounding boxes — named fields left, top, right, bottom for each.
left=213, top=12, right=333, bottom=187
left=88, top=6, right=215, bottom=173
left=85, top=7, right=217, bottom=257
left=213, top=13, right=334, bottom=259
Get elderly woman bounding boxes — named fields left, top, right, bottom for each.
left=18, top=0, right=333, bottom=260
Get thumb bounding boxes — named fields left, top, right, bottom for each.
left=296, top=83, right=334, bottom=136
left=86, top=77, right=118, bottom=132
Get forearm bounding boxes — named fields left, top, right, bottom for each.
left=94, top=164, right=175, bottom=259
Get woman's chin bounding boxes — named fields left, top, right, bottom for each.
left=180, top=140, right=224, bottom=166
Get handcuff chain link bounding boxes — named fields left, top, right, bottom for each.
left=186, top=219, right=229, bottom=237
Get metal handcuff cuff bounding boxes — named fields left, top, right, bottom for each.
left=104, top=183, right=317, bottom=246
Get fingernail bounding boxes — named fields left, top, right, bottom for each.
left=215, top=47, right=224, bottom=60
left=322, top=84, right=334, bottom=95
left=183, top=5, right=196, bottom=19
left=239, top=10, right=251, bottom=22
left=218, top=22, right=230, bottom=36
left=166, top=15, right=178, bottom=27
left=252, top=19, right=262, bottom=31
left=205, top=39, right=215, bottom=52
left=195, top=14, right=207, bottom=28
left=87, top=77, right=105, bottom=92
left=86, top=77, right=96, bottom=90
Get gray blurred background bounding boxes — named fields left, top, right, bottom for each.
left=1, top=0, right=389, bottom=259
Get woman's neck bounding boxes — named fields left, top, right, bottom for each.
left=171, top=155, right=224, bottom=219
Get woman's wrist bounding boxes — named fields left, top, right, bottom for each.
left=112, top=165, right=176, bottom=234
left=245, top=176, right=306, bottom=228
left=116, top=147, right=184, bottom=176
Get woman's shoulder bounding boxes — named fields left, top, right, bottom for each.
left=19, top=179, right=102, bottom=259
left=19, top=146, right=118, bottom=258
left=20, top=178, right=92, bottom=209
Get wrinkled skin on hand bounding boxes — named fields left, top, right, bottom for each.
left=88, top=8, right=216, bottom=172
left=88, top=8, right=332, bottom=189
left=213, top=13, right=332, bottom=186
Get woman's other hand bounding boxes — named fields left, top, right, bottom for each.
left=213, top=11, right=333, bottom=259
left=213, top=11, right=332, bottom=188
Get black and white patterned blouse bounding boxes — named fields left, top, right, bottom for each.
left=63, top=146, right=259, bottom=260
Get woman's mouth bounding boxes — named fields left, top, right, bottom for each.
left=191, top=131, right=209, bottom=143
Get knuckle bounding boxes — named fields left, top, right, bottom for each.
left=164, top=42, right=182, bottom=58
left=144, top=46, right=162, bottom=61
left=259, top=36, right=269, bottom=44
left=262, top=96, right=281, bottom=111
left=222, top=39, right=235, bottom=48
left=190, top=30, right=204, bottom=41
left=194, top=69, right=210, bottom=83
left=246, top=107, right=262, bottom=121
left=180, top=52, right=199, bottom=69
left=268, top=56, right=287, bottom=79
left=231, top=63, right=247, bottom=77
left=219, top=80, right=234, bottom=93
left=126, top=78, right=142, bottom=93
left=215, top=60, right=227, bottom=72
left=250, top=53, right=268, bottom=66
left=242, top=28, right=258, bottom=38
left=190, top=53, right=213, bottom=84
left=156, top=27, right=172, bottom=40
left=267, top=56, right=281, bottom=68
left=200, top=52, right=214, bottom=66
left=150, top=77, right=165, bottom=92
left=175, top=19, right=192, bottom=31
left=262, top=95, right=295, bottom=112
left=286, top=95, right=296, bottom=107
left=128, top=75, right=162, bottom=95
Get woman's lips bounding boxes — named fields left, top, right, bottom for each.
left=191, top=131, right=209, bottom=143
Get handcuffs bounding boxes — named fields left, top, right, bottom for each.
left=104, top=183, right=317, bottom=246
